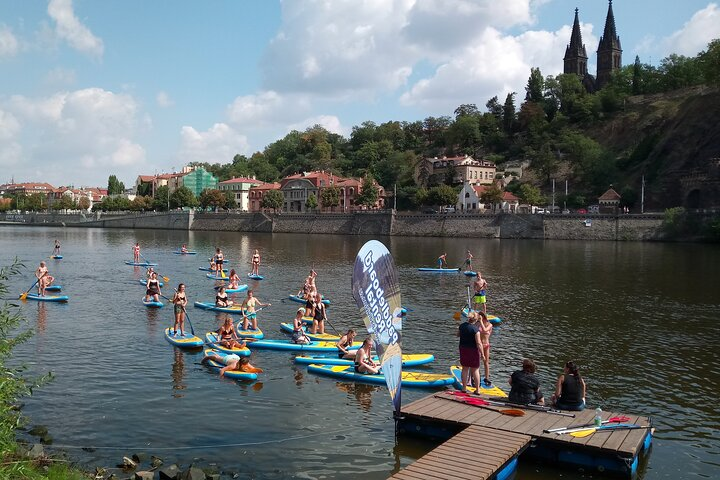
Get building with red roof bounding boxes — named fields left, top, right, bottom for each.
left=457, top=182, right=519, bottom=213
left=218, top=176, right=264, bottom=211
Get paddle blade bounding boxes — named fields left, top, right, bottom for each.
left=19, top=292, right=28, bottom=300
left=499, top=409, right=525, bottom=417
left=162, top=276, right=170, bottom=282
left=452, top=311, right=461, bottom=320
left=609, top=416, right=631, bottom=423
left=570, top=428, right=598, bottom=438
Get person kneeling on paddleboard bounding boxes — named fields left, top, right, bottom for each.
left=336, top=329, right=357, bottom=359
left=291, top=308, right=311, bottom=344
left=354, top=338, right=380, bottom=374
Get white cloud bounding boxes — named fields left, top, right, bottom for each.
left=0, top=25, right=19, bottom=57
left=44, top=67, right=76, bottom=86
left=2, top=88, right=146, bottom=185
left=286, top=115, right=347, bottom=137
left=178, top=123, right=249, bottom=164
left=47, top=0, right=104, bottom=58
left=663, top=3, right=720, bottom=57
left=0, top=109, right=22, bottom=167
left=156, top=91, right=174, bottom=108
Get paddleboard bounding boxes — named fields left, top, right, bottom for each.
left=417, top=267, right=461, bottom=273
left=51, top=255, right=63, bottom=259
left=213, top=284, right=248, bottom=293
left=247, top=273, right=264, bottom=280
left=280, top=322, right=340, bottom=341
left=288, top=294, right=331, bottom=305
left=44, top=285, right=62, bottom=291
left=142, top=297, right=164, bottom=308
left=194, top=301, right=247, bottom=314
left=24, top=293, right=68, bottom=302
left=463, top=271, right=477, bottom=276
left=125, top=261, right=158, bottom=267
left=138, top=279, right=164, bottom=287
left=449, top=365, right=508, bottom=397
left=295, top=353, right=435, bottom=367
left=206, top=273, right=229, bottom=280
left=461, top=307, right=502, bottom=324
left=246, top=339, right=360, bottom=353
left=202, top=349, right=258, bottom=381
left=235, top=324, right=264, bottom=339
left=199, top=267, right=228, bottom=272
left=164, top=328, right=204, bottom=348
left=204, top=333, right=251, bottom=356
left=173, top=251, right=197, bottom=255
left=307, top=364, right=455, bottom=388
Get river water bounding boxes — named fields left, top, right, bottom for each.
left=0, top=226, right=718, bottom=479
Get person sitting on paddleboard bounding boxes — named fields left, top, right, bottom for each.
left=214, top=248, right=224, bottom=276
left=463, top=250, right=473, bottom=270
left=216, top=317, right=245, bottom=350
left=215, top=286, right=233, bottom=307
left=354, top=338, right=380, bottom=374
left=145, top=272, right=162, bottom=303
left=35, top=261, right=54, bottom=296
left=228, top=269, right=240, bottom=289
left=53, top=239, right=61, bottom=256
left=181, top=244, right=188, bottom=253
left=133, top=243, right=140, bottom=263
left=171, top=284, right=188, bottom=336
left=241, top=290, right=270, bottom=331
left=508, top=359, right=545, bottom=406
left=437, top=253, right=447, bottom=269
left=472, top=272, right=488, bottom=315
left=550, top=361, right=586, bottom=411
left=311, top=291, right=327, bottom=335
left=477, top=312, right=493, bottom=387
left=336, top=329, right=357, bottom=359
left=209, top=257, right=217, bottom=272
left=291, top=308, right=311, bottom=344
left=250, top=249, right=261, bottom=276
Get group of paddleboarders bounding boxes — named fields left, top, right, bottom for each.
left=434, top=250, right=474, bottom=271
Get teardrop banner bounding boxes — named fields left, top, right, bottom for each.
left=351, top=240, right=403, bottom=415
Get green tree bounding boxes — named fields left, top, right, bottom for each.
left=356, top=176, right=380, bottom=208
left=224, top=191, right=236, bottom=209
left=321, top=186, right=341, bottom=211
left=502, top=92, right=516, bottom=133
left=170, top=186, right=197, bottom=209
left=427, top=184, right=457, bottom=207
left=107, top=175, right=125, bottom=195
left=78, top=196, right=91, bottom=210
left=485, top=96, right=503, bottom=120
left=444, top=162, right=458, bottom=185
left=480, top=183, right=504, bottom=212
left=525, top=67, right=545, bottom=103
left=305, top=193, right=318, bottom=211
left=153, top=185, right=170, bottom=211
left=447, top=115, right=481, bottom=156
left=129, top=196, right=153, bottom=211
left=632, top=55, right=642, bottom=94
left=518, top=183, right=545, bottom=206
left=53, top=195, right=76, bottom=211
left=248, top=153, right=280, bottom=182
left=261, top=189, right=284, bottom=212
left=700, top=39, right=720, bottom=86
left=198, top=189, right=225, bottom=210
left=26, top=193, right=46, bottom=211
left=454, top=103, right=480, bottom=119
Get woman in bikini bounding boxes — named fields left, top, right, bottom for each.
left=250, top=249, right=260, bottom=276
left=228, top=269, right=241, bottom=289
left=215, top=286, right=233, bottom=307
left=336, top=329, right=357, bottom=359
left=171, top=283, right=188, bottom=336
left=291, top=308, right=311, bottom=344
left=133, top=243, right=141, bottom=263
left=145, top=272, right=162, bottom=303
left=477, top=312, right=493, bottom=387
left=35, top=261, right=54, bottom=296
left=214, top=248, right=224, bottom=276
left=241, top=290, right=270, bottom=331
left=215, top=316, right=245, bottom=350
left=354, top=338, right=380, bottom=374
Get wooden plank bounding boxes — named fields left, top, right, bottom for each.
left=403, top=396, right=440, bottom=416
left=615, top=416, right=652, bottom=454
left=584, top=415, right=640, bottom=449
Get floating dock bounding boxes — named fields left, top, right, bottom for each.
left=393, top=391, right=653, bottom=479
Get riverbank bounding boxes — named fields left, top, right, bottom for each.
left=2, top=210, right=673, bottom=241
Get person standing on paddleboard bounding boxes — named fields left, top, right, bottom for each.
left=250, top=249, right=261, bottom=276
left=310, top=291, right=327, bottom=335
left=437, top=253, right=447, bottom=269
left=171, top=284, right=188, bottom=336
left=241, top=290, right=270, bottom=331
left=457, top=311, right=483, bottom=393
left=336, top=329, right=357, bottom=359
left=133, top=243, right=141, bottom=263
left=472, top=272, right=488, bottom=315
left=463, top=250, right=473, bottom=271
left=214, top=248, right=224, bottom=276
left=53, top=239, right=61, bottom=256
left=145, top=272, right=162, bottom=303
left=35, top=261, right=54, bottom=296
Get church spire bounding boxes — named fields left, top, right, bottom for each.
left=564, top=7, right=588, bottom=77
left=599, top=0, right=621, bottom=51
left=596, top=0, right=622, bottom=89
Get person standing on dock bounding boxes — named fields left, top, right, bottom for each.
left=133, top=242, right=140, bottom=263
left=472, top=272, right=488, bottom=315
left=53, top=239, right=61, bottom=256
left=457, top=311, right=483, bottom=393
left=437, top=253, right=447, bottom=269
left=508, top=359, right=544, bottom=405
left=250, top=249, right=261, bottom=276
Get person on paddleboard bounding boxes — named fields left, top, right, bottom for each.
left=202, top=352, right=241, bottom=377
left=215, top=286, right=233, bottom=307
left=336, top=329, right=357, bottom=359
left=550, top=361, right=586, bottom=411
left=463, top=250, right=473, bottom=270
left=354, top=338, right=380, bottom=374
left=171, top=283, right=188, bottom=336
left=508, top=359, right=545, bottom=406
left=310, top=291, right=327, bottom=335
left=472, top=272, right=488, bottom=315
left=241, top=290, right=270, bottom=331
left=53, top=239, right=61, bottom=256
left=35, top=261, right=54, bottom=296
left=250, top=249, right=261, bottom=276
left=133, top=243, right=141, bottom=263
left=291, top=308, right=311, bottom=344
left=215, top=317, right=245, bottom=350
left=299, top=269, right=317, bottom=299
left=437, top=253, right=447, bottom=269
left=228, top=269, right=241, bottom=289
left=180, top=244, right=188, bottom=253
left=145, top=272, right=162, bottom=303
left=214, top=248, right=224, bottom=276
left=477, top=312, right=493, bottom=387
left=146, top=267, right=156, bottom=279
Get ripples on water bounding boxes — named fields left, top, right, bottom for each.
left=0, top=227, right=718, bottom=479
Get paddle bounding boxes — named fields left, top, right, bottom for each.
left=19, top=274, right=45, bottom=300
left=453, top=286, right=471, bottom=320
left=162, top=292, right=194, bottom=336
left=569, top=424, right=649, bottom=438
left=546, top=416, right=631, bottom=434
left=437, top=393, right=525, bottom=416
left=147, top=267, right=169, bottom=283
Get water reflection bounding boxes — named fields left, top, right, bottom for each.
left=35, top=302, right=47, bottom=335
left=171, top=349, right=187, bottom=398
left=334, top=382, right=380, bottom=412
left=292, top=365, right=305, bottom=387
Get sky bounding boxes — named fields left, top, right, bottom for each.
left=0, top=0, right=719, bottom=188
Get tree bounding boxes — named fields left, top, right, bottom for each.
left=632, top=55, right=642, bottom=94
left=26, top=194, right=46, bottom=211
left=129, top=196, right=153, bottom=211
left=700, top=39, right=720, bottom=86
left=224, top=191, right=236, bottom=209
left=305, top=193, right=318, bottom=211
left=525, top=67, right=545, bottom=103
left=356, top=176, right=380, bottom=208
left=480, top=183, right=504, bottom=212
left=502, top=92, right=516, bottom=133
left=153, top=185, right=170, bottom=211
left=78, top=197, right=91, bottom=210
left=518, top=183, right=545, bottom=206
left=444, top=162, right=458, bottom=185
left=427, top=184, right=457, bottom=207
left=447, top=115, right=481, bottom=156
left=197, top=189, right=225, bottom=210
left=453, top=103, right=480, bottom=119
left=321, top=186, right=340, bottom=211
left=53, top=195, right=76, bottom=211
left=261, top=189, right=284, bottom=212
left=107, top=175, right=125, bottom=195
left=485, top=96, right=503, bottom=120
left=170, top=186, right=197, bottom=209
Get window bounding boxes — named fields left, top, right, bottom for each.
left=349, top=187, right=354, bottom=195
left=472, top=203, right=476, bottom=209
left=465, top=192, right=470, bottom=198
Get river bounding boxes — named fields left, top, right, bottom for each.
left=0, top=226, right=718, bottom=479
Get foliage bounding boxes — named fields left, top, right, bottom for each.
left=525, top=67, right=545, bottom=103
left=427, top=184, right=457, bottom=207
left=320, top=186, right=340, bottom=210
left=77, top=197, right=91, bottom=211
left=129, top=195, right=154, bottom=211
left=260, top=190, right=284, bottom=212
left=305, top=193, right=318, bottom=211
left=198, top=189, right=225, bottom=210
left=518, top=183, right=545, bottom=206
left=51, top=195, right=76, bottom=211
left=502, top=92, right=517, bottom=133
left=107, top=175, right=125, bottom=195
left=662, top=207, right=687, bottom=236
left=700, top=39, right=720, bottom=86
left=153, top=185, right=170, bottom=211
left=356, top=176, right=380, bottom=208
left=224, top=191, right=236, bottom=209
left=480, top=183, right=504, bottom=210
left=93, top=196, right=130, bottom=211
left=170, top=186, right=197, bottom=209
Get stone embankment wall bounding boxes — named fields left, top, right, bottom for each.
left=1, top=210, right=667, bottom=241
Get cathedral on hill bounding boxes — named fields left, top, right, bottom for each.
left=563, top=0, right=622, bottom=91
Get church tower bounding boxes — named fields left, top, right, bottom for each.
left=564, top=8, right=588, bottom=77
left=596, top=0, right=622, bottom=89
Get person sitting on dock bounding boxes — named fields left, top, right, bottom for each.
left=215, top=286, right=233, bottom=307
left=337, top=329, right=357, bottom=359
left=241, top=290, right=270, bottom=331
left=291, top=308, right=311, bottom=344
left=550, top=361, right=586, bottom=411
left=437, top=253, right=447, bottom=269
left=228, top=268, right=240, bottom=289
left=508, top=359, right=544, bottom=405
left=215, top=317, right=245, bottom=350
left=35, top=261, right=54, bottom=296
left=355, top=338, right=381, bottom=374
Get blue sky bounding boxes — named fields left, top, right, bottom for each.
left=1, top=0, right=718, bottom=188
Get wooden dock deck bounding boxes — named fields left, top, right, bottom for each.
left=390, top=425, right=530, bottom=480
left=394, top=391, right=653, bottom=479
